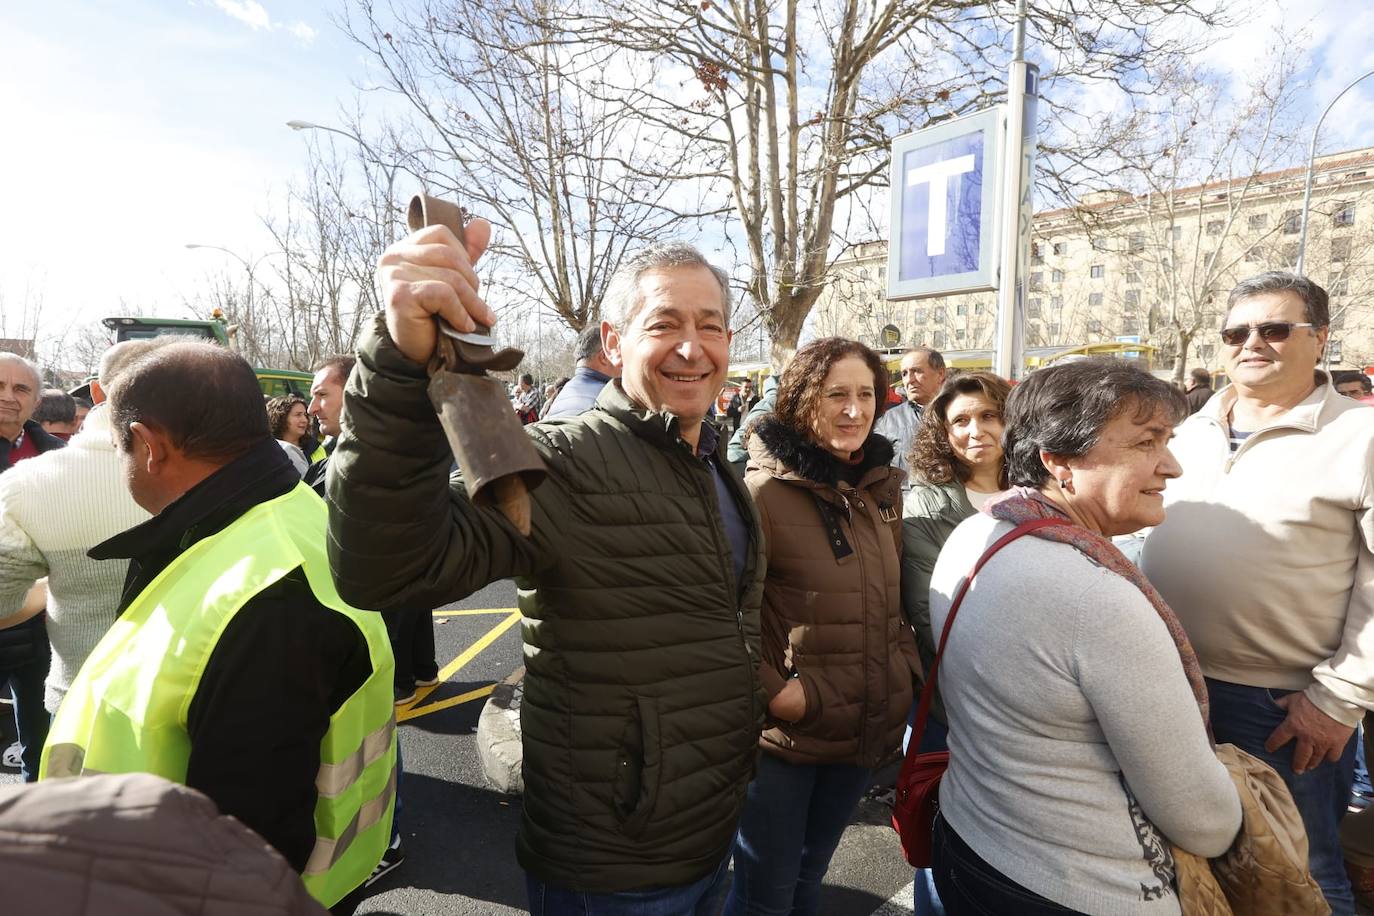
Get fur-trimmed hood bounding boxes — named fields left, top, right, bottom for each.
left=746, top=414, right=898, bottom=491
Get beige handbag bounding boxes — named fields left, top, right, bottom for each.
left=1171, top=743, right=1330, bottom=916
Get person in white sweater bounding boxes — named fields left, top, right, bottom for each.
left=927, top=359, right=1240, bottom=916
left=0, top=341, right=154, bottom=716
left=1142, top=272, right=1374, bottom=916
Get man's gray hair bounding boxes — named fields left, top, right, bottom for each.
left=98, top=338, right=177, bottom=388
left=1227, top=272, right=1329, bottom=328
left=0, top=352, right=41, bottom=390
left=903, top=346, right=946, bottom=371
left=600, top=243, right=732, bottom=328
left=573, top=323, right=604, bottom=363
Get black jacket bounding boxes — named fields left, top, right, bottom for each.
left=0, top=419, right=65, bottom=472
left=88, top=439, right=371, bottom=871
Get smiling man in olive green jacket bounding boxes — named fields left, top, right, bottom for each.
left=326, top=221, right=766, bottom=913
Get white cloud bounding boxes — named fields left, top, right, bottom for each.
left=213, top=0, right=270, bottom=31
left=287, top=20, right=316, bottom=45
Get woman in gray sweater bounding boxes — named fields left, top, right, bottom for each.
left=926, top=360, right=1241, bottom=915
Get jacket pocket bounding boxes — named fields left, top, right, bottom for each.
left=612, top=694, right=662, bottom=838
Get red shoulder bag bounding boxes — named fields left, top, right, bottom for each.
left=892, top=518, right=1069, bottom=867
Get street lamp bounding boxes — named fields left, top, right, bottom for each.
left=287, top=119, right=401, bottom=242
left=184, top=243, right=282, bottom=359
left=1295, top=68, right=1374, bottom=275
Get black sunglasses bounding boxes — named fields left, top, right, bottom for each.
left=1219, top=321, right=1317, bottom=346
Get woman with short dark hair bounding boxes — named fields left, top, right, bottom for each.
left=266, top=395, right=310, bottom=477
left=925, top=359, right=1240, bottom=915
left=725, top=337, right=919, bottom=916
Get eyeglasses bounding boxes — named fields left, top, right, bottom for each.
left=1219, top=321, right=1317, bottom=346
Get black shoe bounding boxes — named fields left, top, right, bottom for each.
left=364, top=835, right=406, bottom=887
left=394, top=685, right=417, bottom=707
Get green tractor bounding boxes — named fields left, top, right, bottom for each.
left=101, top=314, right=314, bottom=398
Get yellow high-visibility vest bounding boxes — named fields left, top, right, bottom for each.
left=41, top=482, right=396, bottom=907
left=310, top=442, right=327, bottom=464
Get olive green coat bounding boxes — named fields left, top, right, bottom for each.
left=326, top=318, right=766, bottom=893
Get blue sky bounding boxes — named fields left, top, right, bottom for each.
left=2, top=0, right=1372, bottom=355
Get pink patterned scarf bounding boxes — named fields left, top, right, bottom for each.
left=985, top=486, right=1211, bottom=738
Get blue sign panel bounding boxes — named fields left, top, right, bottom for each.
left=887, top=107, right=1002, bottom=301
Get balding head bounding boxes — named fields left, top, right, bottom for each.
left=107, top=342, right=271, bottom=513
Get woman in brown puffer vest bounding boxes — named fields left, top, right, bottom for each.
left=724, top=338, right=920, bottom=916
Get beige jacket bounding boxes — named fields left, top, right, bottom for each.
left=1142, top=383, right=1374, bottom=726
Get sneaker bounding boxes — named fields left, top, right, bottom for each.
left=394, top=685, right=416, bottom=707
left=364, top=835, right=406, bottom=887
left=414, top=675, right=440, bottom=688
left=2, top=742, right=19, bottom=769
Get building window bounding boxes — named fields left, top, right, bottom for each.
left=1090, top=264, right=1105, bottom=279
left=1027, top=298, right=1041, bottom=318
left=1052, top=241, right=1068, bottom=256
left=1051, top=269, right=1064, bottom=284
left=974, top=302, right=985, bottom=315
left=1088, top=319, right=1104, bottom=335
left=1051, top=296, right=1063, bottom=310
left=1029, top=272, right=1044, bottom=291
left=1244, top=247, right=1263, bottom=263
left=1124, top=289, right=1140, bottom=307
left=1206, top=219, right=1224, bottom=236
left=1125, top=268, right=1140, bottom=284
left=1331, top=278, right=1350, bottom=296
left=1122, top=315, right=1139, bottom=335
left=1170, top=225, right=1183, bottom=242
left=955, top=328, right=967, bottom=340
left=1281, top=242, right=1299, bottom=265
left=1282, top=209, right=1302, bottom=234
left=1332, top=238, right=1351, bottom=262
left=1248, top=213, right=1267, bottom=231
left=1198, top=344, right=1216, bottom=361
left=1334, top=202, right=1356, bottom=227
left=1089, top=292, right=1104, bottom=306
left=913, top=309, right=926, bottom=324
left=933, top=331, right=946, bottom=349
left=1048, top=322, right=1061, bottom=338
left=1031, top=242, right=1043, bottom=265
left=1128, top=232, right=1146, bottom=252
left=1092, top=237, right=1108, bottom=252
left=956, top=303, right=968, bottom=316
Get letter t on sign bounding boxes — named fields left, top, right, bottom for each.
left=906, top=155, right=976, bottom=257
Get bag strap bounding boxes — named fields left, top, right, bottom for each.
left=900, top=518, right=1071, bottom=775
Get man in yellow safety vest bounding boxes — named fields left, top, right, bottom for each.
left=39, top=340, right=397, bottom=908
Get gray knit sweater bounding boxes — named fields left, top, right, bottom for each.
left=929, top=513, right=1240, bottom=915
left=0, top=406, right=149, bottom=711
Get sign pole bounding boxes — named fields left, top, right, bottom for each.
left=993, top=0, right=1038, bottom=380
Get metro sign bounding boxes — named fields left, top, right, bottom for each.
left=887, top=107, right=1003, bottom=300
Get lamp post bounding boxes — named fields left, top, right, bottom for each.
left=1295, top=68, right=1374, bottom=275
left=184, top=244, right=281, bottom=360
left=286, top=119, right=401, bottom=243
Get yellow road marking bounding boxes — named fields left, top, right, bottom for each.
left=397, top=684, right=496, bottom=722
left=432, top=607, right=519, bottom=617
left=397, top=610, right=523, bottom=721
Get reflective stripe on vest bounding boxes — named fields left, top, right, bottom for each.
left=40, top=482, right=396, bottom=908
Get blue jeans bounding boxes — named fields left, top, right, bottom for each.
left=932, top=814, right=1082, bottom=915
left=0, top=616, right=51, bottom=783
left=1207, top=678, right=1358, bottom=916
left=723, top=753, right=872, bottom=916
left=526, top=854, right=730, bottom=916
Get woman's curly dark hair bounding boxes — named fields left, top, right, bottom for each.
left=908, top=371, right=1012, bottom=485
left=266, top=394, right=308, bottom=442
left=774, top=337, right=888, bottom=435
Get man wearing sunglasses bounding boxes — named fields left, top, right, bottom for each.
left=1142, top=271, right=1374, bottom=915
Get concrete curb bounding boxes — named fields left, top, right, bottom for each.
left=477, top=665, right=525, bottom=794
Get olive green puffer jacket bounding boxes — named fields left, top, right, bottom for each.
left=326, top=317, right=766, bottom=893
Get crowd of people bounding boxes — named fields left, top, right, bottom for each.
left=0, top=214, right=1372, bottom=916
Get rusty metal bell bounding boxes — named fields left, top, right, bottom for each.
left=407, top=193, right=546, bottom=534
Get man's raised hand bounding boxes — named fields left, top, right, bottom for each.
left=378, top=220, right=497, bottom=365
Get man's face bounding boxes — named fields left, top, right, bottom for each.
left=1336, top=379, right=1369, bottom=400
left=605, top=265, right=732, bottom=427
left=741, top=382, right=753, bottom=398
left=308, top=368, right=347, bottom=438
left=0, top=361, right=39, bottom=440
left=1222, top=291, right=1326, bottom=397
left=899, top=352, right=945, bottom=407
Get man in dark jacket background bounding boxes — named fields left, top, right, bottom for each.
left=544, top=323, right=620, bottom=419
left=327, top=220, right=766, bottom=914
left=1185, top=366, right=1214, bottom=414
